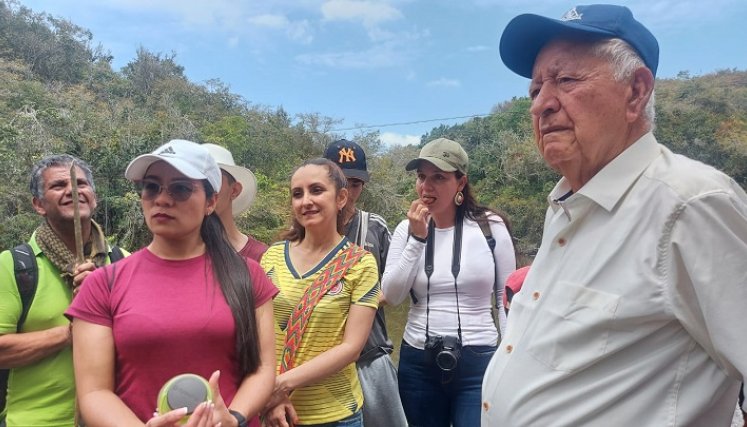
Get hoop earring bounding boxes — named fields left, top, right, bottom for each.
left=454, top=191, right=464, bottom=206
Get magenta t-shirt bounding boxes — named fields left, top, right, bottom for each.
left=67, top=248, right=278, bottom=425
left=238, top=234, right=268, bottom=263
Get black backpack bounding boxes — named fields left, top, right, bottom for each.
left=0, top=243, right=124, bottom=415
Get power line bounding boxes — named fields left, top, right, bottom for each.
left=330, top=113, right=494, bottom=132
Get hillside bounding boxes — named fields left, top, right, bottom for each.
left=1, top=0, right=745, bottom=257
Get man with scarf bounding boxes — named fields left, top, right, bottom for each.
left=0, top=154, right=125, bottom=426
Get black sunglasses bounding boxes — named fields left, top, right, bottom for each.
left=136, top=179, right=196, bottom=202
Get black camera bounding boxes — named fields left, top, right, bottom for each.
left=424, top=335, right=462, bottom=371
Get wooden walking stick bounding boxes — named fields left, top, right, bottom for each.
left=70, top=163, right=85, bottom=266
left=69, top=163, right=84, bottom=426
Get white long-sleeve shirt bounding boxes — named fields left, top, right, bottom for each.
left=482, top=133, right=747, bottom=426
left=382, top=214, right=516, bottom=348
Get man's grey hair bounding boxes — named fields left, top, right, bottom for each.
left=591, top=38, right=656, bottom=128
left=30, top=154, right=96, bottom=199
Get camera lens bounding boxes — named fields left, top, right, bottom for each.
left=436, top=350, right=459, bottom=371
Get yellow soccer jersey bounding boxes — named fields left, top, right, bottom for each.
left=261, top=238, right=380, bottom=424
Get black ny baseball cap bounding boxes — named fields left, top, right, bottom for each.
left=323, top=139, right=370, bottom=182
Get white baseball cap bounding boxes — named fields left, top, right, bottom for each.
left=125, top=139, right=222, bottom=192
left=202, top=143, right=258, bottom=217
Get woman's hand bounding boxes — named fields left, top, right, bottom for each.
left=262, top=397, right=298, bottom=427
left=264, top=389, right=288, bottom=413
left=207, top=370, right=239, bottom=427
left=264, top=375, right=292, bottom=412
left=146, top=402, right=216, bottom=427
left=407, top=199, right=430, bottom=240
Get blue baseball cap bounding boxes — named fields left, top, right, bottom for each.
left=500, top=4, right=659, bottom=78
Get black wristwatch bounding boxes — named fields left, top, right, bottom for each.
left=409, top=233, right=427, bottom=243
left=228, top=409, right=248, bottom=427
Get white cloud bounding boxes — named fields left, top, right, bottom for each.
left=380, top=132, right=420, bottom=147
left=296, top=42, right=407, bottom=68
left=287, top=20, right=314, bottom=44
left=247, top=14, right=314, bottom=44
left=227, top=36, right=240, bottom=48
left=98, top=0, right=248, bottom=28
left=632, top=0, right=742, bottom=30
left=297, top=25, right=427, bottom=68
left=467, top=45, right=490, bottom=52
left=248, top=14, right=290, bottom=29
left=367, top=27, right=397, bottom=42
left=470, top=0, right=743, bottom=29
left=426, top=78, right=461, bottom=88
left=321, top=0, right=403, bottom=27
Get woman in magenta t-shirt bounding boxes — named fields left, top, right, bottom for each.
left=67, top=139, right=278, bottom=427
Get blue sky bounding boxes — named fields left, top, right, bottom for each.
left=19, top=0, right=747, bottom=146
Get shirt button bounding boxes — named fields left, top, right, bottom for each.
left=483, top=401, right=490, bottom=411
left=505, top=344, right=513, bottom=353
left=532, top=291, right=540, bottom=300
left=558, top=238, right=566, bottom=246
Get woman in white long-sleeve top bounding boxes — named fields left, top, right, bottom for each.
left=382, top=137, right=516, bottom=427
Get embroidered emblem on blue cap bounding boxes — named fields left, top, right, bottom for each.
left=338, top=147, right=357, bottom=163
left=561, top=7, right=582, bottom=21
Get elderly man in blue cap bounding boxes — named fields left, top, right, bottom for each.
left=482, top=4, right=747, bottom=426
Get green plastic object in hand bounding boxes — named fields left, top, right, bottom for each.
left=157, top=373, right=213, bottom=425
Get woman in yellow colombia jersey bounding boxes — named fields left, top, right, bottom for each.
left=260, top=158, right=380, bottom=427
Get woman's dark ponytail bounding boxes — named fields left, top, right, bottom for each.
left=201, top=181, right=260, bottom=377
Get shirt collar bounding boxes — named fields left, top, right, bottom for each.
left=29, top=231, right=44, bottom=256
left=549, top=132, right=661, bottom=212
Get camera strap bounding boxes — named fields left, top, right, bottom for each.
left=424, top=209, right=464, bottom=344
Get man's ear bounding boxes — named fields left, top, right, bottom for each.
left=32, top=197, right=46, bottom=216
left=627, top=67, right=655, bottom=124
left=230, top=181, right=243, bottom=201
left=337, top=187, right=349, bottom=211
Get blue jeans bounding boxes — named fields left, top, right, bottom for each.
left=398, top=340, right=496, bottom=427
left=306, top=409, right=363, bottom=427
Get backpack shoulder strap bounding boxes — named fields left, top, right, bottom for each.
left=476, top=213, right=499, bottom=310
left=476, top=213, right=496, bottom=252
left=109, top=245, right=125, bottom=263
left=105, top=245, right=126, bottom=291
left=2, top=244, right=38, bottom=414
left=358, top=210, right=369, bottom=247
left=11, top=243, right=38, bottom=332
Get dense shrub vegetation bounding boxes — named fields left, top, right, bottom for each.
left=1, top=0, right=745, bottom=262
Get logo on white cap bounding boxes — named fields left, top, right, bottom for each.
left=561, top=7, right=582, bottom=21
